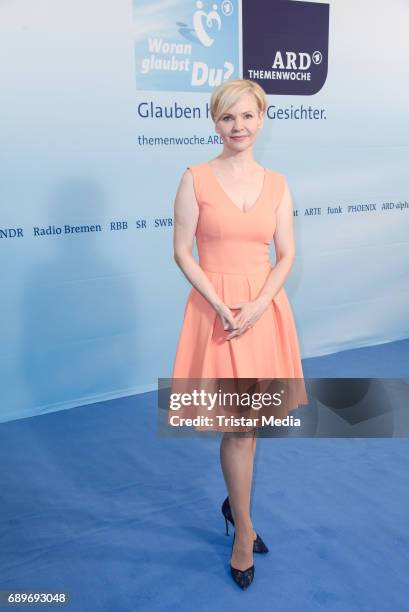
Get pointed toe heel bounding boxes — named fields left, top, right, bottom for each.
left=221, top=495, right=269, bottom=554
left=253, top=533, right=269, bottom=554
left=230, top=563, right=255, bottom=590
left=230, top=531, right=255, bottom=590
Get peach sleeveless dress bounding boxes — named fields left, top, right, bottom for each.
left=169, top=161, right=308, bottom=430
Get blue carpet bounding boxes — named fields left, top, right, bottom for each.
left=302, top=338, right=409, bottom=378
left=0, top=340, right=408, bottom=611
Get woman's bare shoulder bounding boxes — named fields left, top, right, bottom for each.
left=264, top=166, right=286, bottom=181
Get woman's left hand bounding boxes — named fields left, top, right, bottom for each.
left=225, top=298, right=270, bottom=340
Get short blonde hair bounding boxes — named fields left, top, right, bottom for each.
left=210, top=78, right=267, bottom=124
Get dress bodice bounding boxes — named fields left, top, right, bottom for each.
left=187, top=162, right=288, bottom=275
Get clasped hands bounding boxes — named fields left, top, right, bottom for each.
left=216, top=298, right=270, bottom=340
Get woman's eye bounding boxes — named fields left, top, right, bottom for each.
left=222, top=115, right=253, bottom=121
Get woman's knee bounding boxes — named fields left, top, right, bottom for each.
left=222, top=431, right=255, bottom=448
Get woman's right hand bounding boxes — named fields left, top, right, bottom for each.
left=214, top=302, right=239, bottom=334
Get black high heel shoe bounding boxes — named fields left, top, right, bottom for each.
left=222, top=496, right=269, bottom=554
left=230, top=532, right=255, bottom=590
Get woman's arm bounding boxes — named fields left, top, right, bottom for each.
left=173, top=169, right=236, bottom=330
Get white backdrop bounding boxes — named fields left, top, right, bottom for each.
left=1, top=0, right=408, bottom=422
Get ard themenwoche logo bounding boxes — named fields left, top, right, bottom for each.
left=133, top=0, right=239, bottom=91
left=242, top=0, right=329, bottom=95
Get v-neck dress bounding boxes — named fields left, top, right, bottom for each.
left=170, top=161, right=308, bottom=426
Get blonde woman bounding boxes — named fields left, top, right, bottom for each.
left=172, top=78, right=306, bottom=589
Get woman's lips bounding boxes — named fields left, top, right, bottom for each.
left=231, top=135, right=247, bottom=140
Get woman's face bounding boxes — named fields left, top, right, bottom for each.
left=215, top=92, right=264, bottom=151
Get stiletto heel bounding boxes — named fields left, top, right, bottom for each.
left=221, top=496, right=269, bottom=554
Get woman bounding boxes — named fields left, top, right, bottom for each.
left=171, top=78, right=307, bottom=589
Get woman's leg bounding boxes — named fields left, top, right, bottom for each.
left=251, top=433, right=257, bottom=457
left=220, top=430, right=257, bottom=571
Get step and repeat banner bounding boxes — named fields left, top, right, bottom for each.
left=1, top=0, right=408, bottom=421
